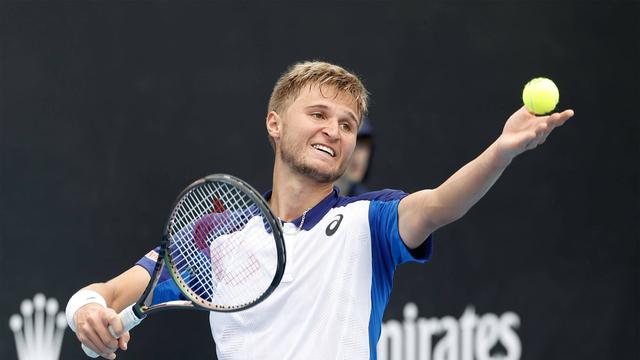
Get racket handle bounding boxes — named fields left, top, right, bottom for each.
left=81, top=304, right=145, bottom=358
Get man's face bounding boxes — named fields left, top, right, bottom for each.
left=276, top=84, right=360, bottom=183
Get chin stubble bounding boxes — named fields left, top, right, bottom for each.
left=280, top=145, right=345, bottom=183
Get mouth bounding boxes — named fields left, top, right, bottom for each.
left=312, top=144, right=336, bottom=157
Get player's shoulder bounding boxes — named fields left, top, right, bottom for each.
left=290, top=188, right=408, bottom=231
left=334, top=188, right=408, bottom=208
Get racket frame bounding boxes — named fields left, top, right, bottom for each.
left=135, top=173, right=286, bottom=316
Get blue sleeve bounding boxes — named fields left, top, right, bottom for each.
left=369, top=199, right=433, bottom=267
left=135, top=247, right=186, bottom=305
left=136, top=247, right=161, bottom=274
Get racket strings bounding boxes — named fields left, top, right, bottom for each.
left=171, top=186, right=236, bottom=298
left=172, top=185, right=245, bottom=300
left=167, top=181, right=278, bottom=309
left=206, top=184, right=274, bottom=297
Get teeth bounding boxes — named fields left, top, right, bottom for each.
left=313, top=144, right=335, bottom=157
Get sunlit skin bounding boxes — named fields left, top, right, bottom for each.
left=266, top=84, right=360, bottom=221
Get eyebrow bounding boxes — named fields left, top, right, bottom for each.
left=305, top=104, right=359, bottom=126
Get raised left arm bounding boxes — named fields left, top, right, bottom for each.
left=398, top=107, right=574, bottom=249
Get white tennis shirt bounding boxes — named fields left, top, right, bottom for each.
left=137, top=188, right=432, bottom=360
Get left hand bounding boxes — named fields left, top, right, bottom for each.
left=495, top=106, right=574, bottom=162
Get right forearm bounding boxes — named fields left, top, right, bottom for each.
left=82, top=282, right=134, bottom=313
left=79, top=266, right=150, bottom=312
left=83, top=283, right=114, bottom=302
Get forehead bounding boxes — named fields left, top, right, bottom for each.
left=289, top=84, right=360, bottom=121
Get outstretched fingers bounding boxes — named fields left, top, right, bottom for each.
left=547, top=109, right=574, bottom=129
left=539, top=109, right=574, bottom=144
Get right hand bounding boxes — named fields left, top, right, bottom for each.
left=74, top=303, right=130, bottom=359
left=495, top=106, right=574, bottom=161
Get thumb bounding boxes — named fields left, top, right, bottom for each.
left=104, top=310, right=124, bottom=338
left=118, top=332, right=130, bottom=351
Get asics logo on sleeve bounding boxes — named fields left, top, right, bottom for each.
left=325, top=214, right=344, bottom=236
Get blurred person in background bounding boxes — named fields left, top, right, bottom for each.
left=336, top=116, right=375, bottom=196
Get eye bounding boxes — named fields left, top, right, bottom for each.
left=311, top=112, right=325, bottom=119
left=340, top=122, right=353, bottom=133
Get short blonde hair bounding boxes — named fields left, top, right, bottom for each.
left=267, top=61, right=369, bottom=148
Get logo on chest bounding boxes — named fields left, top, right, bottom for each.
left=325, top=214, right=344, bottom=236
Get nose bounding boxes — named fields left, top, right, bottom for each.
left=322, top=119, right=340, bottom=140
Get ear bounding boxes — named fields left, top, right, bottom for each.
left=266, top=111, right=281, bottom=141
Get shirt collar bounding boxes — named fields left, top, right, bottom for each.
left=262, top=187, right=340, bottom=231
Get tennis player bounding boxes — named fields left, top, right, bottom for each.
left=66, top=61, right=574, bottom=359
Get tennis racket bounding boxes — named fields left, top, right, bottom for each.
left=83, top=174, right=285, bottom=357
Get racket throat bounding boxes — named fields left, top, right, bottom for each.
left=131, top=303, right=146, bottom=320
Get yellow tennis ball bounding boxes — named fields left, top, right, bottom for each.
left=522, top=77, right=559, bottom=115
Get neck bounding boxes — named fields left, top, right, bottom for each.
left=334, top=177, right=353, bottom=196
left=269, top=159, right=334, bottom=222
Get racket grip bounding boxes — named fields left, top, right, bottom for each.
left=80, top=304, right=145, bottom=358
